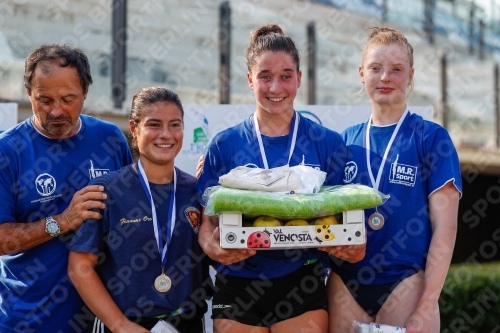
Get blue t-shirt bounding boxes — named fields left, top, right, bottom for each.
left=368, top=124, right=396, bottom=177
left=0, top=115, right=132, bottom=333
left=333, top=112, right=462, bottom=284
left=196, top=113, right=347, bottom=279
left=69, top=165, right=211, bottom=317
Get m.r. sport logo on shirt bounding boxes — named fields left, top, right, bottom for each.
left=89, top=160, right=110, bottom=179
left=389, top=154, right=417, bottom=187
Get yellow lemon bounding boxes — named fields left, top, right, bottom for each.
left=285, top=219, right=310, bottom=226
left=254, top=216, right=282, bottom=227
left=314, top=215, right=340, bottom=225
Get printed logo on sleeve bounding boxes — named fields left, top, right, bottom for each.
left=389, top=154, right=417, bottom=187
left=343, top=161, right=358, bottom=183
left=184, top=207, right=201, bottom=233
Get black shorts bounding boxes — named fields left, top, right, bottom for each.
left=340, top=268, right=418, bottom=316
left=211, top=262, right=328, bottom=327
left=86, top=304, right=207, bottom=333
left=341, top=277, right=400, bottom=316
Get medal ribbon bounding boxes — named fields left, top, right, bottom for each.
left=136, top=161, right=176, bottom=268
left=365, top=109, right=410, bottom=191
left=252, top=111, right=299, bottom=169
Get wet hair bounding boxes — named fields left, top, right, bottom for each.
left=362, top=26, right=414, bottom=68
left=129, top=87, right=184, bottom=153
left=24, top=44, right=93, bottom=93
left=246, top=24, right=300, bottom=72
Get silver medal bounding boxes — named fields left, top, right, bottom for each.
left=368, top=209, right=384, bottom=230
left=154, top=267, right=172, bottom=293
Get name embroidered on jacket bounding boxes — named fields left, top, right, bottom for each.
left=120, top=216, right=151, bottom=225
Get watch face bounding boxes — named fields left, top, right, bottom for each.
left=46, top=217, right=60, bottom=236
left=47, top=222, right=59, bottom=233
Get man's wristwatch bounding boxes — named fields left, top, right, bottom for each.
left=45, top=216, right=61, bottom=237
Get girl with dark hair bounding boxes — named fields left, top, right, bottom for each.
left=328, top=27, right=461, bottom=332
left=196, top=24, right=365, bottom=333
left=68, top=87, right=211, bottom=333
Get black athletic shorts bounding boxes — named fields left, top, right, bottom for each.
left=211, top=262, right=328, bottom=327
left=341, top=277, right=401, bottom=317
left=339, top=268, right=420, bottom=316
left=86, top=303, right=207, bottom=333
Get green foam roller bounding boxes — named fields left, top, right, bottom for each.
left=203, top=184, right=389, bottom=219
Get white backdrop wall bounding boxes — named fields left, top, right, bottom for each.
left=0, top=103, right=18, bottom=134
left=179, top=105, right=432, bottom=175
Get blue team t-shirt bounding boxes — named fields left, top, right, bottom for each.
left=333, top=112, right=462, bottom=284
left=69, top=165, right=211, bottom=317
left=0, top=115, right=132, bottom=333
left=196, top=113, right=347, bottom=279
left=368, top=124, right=396, bottom=177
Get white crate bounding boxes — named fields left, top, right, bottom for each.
left=219, top=210, right=365, bottom=249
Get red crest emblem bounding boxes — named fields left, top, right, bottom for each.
left=184, top=207, right=201, bottom=233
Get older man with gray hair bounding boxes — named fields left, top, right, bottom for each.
left=0, top=44, right=132, bottom=333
